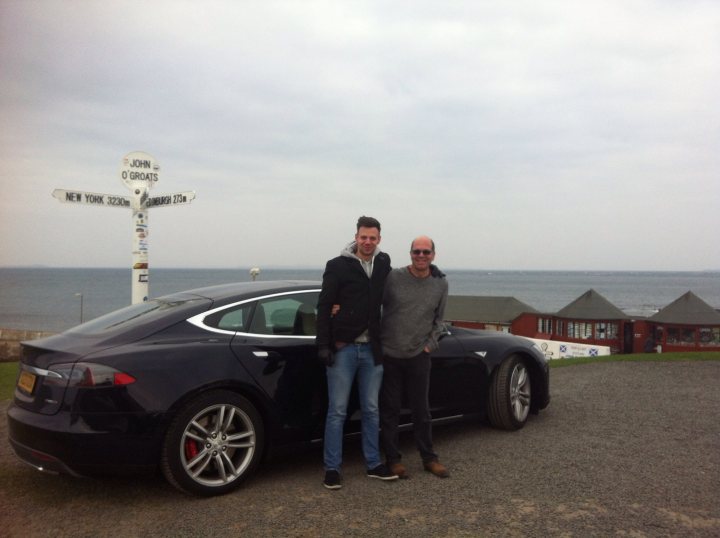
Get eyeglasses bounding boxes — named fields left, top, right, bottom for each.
left=411, top=249, right=433, bottom=256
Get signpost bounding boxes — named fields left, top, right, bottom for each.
left=53, top=151, right=196, bottom=304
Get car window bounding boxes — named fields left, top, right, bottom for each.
left=248, top=292, right=319, bottom=336
left=204, top=303, right=253, bottom=332
left=67, top=297, right=207, bottom=335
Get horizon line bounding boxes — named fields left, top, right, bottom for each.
left=1, top=265, right=719, bottom=273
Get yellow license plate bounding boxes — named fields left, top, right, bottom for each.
left=17, top=371, right=37, bottom=394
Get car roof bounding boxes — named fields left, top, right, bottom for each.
left=163, top=280, right=322, bottom=307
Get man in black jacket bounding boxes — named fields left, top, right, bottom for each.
left=316, top=216, right=398, bottom=489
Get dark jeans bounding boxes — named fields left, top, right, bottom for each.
left=380, top=352, right=438, bottom=464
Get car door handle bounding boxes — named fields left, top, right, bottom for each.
left=253, top=351, right=283, bottom=360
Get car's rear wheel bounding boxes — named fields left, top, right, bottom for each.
left=161, top=390, right=264, bottom=496
left=487, top=354, right=531, bottom=430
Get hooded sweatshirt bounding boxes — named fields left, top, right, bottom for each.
left=316, top=241, right=392, bottom=363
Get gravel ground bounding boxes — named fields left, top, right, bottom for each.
left=2, top=361, right=719, bottom=537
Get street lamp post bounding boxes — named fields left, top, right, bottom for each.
left=75, top=292, right=84, bottom=323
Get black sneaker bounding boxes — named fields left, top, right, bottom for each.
left=323, top=470, right=342, bottom=490
left=366, top=464, right=399, bottom=481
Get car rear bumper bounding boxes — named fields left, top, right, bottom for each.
left=9, top=436, right=82, bottom=476
left=7, top=402, right=164, bottom=476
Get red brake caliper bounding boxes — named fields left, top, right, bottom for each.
left=185, top=439, right=199, bottom=460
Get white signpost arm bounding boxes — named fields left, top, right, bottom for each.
left=146, top=191, right=196, bottom=208
left=52, top=189, right=132, bottom=208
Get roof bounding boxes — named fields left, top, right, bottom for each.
left=445, top=295, right=538, bottom=324
left=648, top=291, right=720, bottom=325
left=555, top=289, right=628, bottom=320
left=168, top=280, right=322, bottom=305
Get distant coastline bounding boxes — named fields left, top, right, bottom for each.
left=1, top=267, right=718, bottom=334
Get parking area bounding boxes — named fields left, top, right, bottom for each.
left=2, top=361, right=719, bottom=537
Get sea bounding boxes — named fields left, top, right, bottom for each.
left=0, top=267, right=718, bottom=333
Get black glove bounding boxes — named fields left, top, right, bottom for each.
left=318, top=347, right=335, bottom=367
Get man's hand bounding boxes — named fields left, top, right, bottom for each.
left=318, top=347, right=335, bottom=367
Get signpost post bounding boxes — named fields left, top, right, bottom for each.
left=52, top=151, right=196, bottom=304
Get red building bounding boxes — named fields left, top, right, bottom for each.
left=445, top=289, right=720, bottom=354
left=549, top=289, right=631, bottom=354
left=632, top=291, right=720, bottom=353
left=445, top=296, right=538, bottom=333
left=446, top=291, right=630, bottom=353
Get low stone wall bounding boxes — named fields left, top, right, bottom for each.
left=0, top=328, right=56, bottom=362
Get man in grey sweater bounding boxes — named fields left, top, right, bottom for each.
left=379, top=235, right=450, bottom=479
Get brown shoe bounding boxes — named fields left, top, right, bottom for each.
left=389, top=462, right=409, bottom=479
left=423, top=460, right=449, bottom=478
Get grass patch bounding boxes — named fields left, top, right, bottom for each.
left=1, top=362, right=19, bottom=401
left=549, top=351, right=720, bottom=368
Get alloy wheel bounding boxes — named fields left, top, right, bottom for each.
left=180, top=402, right=257, bottom=487
left=509, top=363, right=531, bottom=423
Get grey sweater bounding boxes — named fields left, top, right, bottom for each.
left=380, top=267, right=449, bottom=358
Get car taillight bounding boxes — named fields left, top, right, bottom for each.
left=45, top=363, right=136, bottom=387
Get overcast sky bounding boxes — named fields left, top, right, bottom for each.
left=1, top=0, right=718, bottom=271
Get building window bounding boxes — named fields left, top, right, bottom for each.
left=682, top=328, right=695, bottom=344
left=537, top=317, right=552, bottom=333
left=556, top=320, right=564, bottom=336
left=567, top=321, right=593, bottom=340
left=699, top=328, right=720, bottom=346
left=667, top=327, right=696, bottom=345
left=595, top=322, right=618, bottom=340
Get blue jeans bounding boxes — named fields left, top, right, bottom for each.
left=324, top=343, right=384, bottom=472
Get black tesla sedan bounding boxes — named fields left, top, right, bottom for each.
left=7, top=281, right=550, bottom=496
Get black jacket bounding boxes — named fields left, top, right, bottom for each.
left=316, top=250, right=391, bottom=364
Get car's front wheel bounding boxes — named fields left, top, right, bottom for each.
left=487, top=354, right=531, bottom=431
left=161, top=390, right=264, bottom=496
